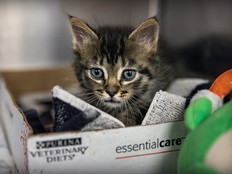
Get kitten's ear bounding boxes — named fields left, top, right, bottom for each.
left=129, top=17, right=159, bottom=51
left=70, top=17, right=98, bottom=51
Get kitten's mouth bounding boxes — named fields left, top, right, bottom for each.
left=103, top=98, right=121, bottom=106
left=105, top=99, right=120, bottom=104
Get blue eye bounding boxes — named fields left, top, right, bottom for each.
left=91, top=68, right=104, bottom=79
left=122, top=70, right=136, bottom=80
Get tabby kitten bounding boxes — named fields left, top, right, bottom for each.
left=70, top=17, right=173, bottom=126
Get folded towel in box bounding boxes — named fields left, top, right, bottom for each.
left=52, top=86, right=125, bottom=132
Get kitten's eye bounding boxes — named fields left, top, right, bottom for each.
left=122, top=70, right=136, bottom=80
left=90, top=68, right=104, bottom=79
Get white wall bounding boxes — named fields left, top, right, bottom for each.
left=0, top=1, right=73, bottom=70
left=63, top=0, right=157, bottom=27
left=0, top=0, right=158, bottom=70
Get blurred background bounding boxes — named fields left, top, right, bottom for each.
left=0, top=0, right=232, bottom=78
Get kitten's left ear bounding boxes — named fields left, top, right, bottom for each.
left=70, top=17, right=98, bottom=51
left=129, top=17, right=159, bottom=51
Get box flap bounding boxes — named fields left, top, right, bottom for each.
left=0, top=66, right=76, bottom=100
left=0, top=78, right=32, bottom=173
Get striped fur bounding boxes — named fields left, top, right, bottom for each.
left=71, top=17, right=173, bottom=126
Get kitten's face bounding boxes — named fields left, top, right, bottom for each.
left=70, top=17, right=172, bottom=122
left=78, top=49, right=152, bottom=110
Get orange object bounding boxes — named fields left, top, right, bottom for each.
left=209, top=69, right=232, bottom=99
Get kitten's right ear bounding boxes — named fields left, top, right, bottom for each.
left=129, top=17, right=159, bottom=52
left=70, top=17, right=98, bottom=51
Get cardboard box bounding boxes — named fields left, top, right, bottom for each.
left=0, top=120, right=16, bottom=173
left=0, top=67, right=187, bottom=174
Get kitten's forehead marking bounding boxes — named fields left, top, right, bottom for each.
left=117, top=62, right=129, bottom=80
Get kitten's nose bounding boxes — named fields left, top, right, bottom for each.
left=106, top=90, right=118, bottom=97
left=105, top=78, right=120, bottom=97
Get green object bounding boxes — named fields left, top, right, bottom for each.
left=185, top=98, right=212, bottom=131
left=178, top=98, right=232, bottom=174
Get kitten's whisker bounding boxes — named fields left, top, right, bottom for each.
left=123, top=100, right=131, bottom=125
left=95, top=98, right=102, bottom=108
left=130, top=96, right=150, bottom=109
left=127, top=98, right=144, bottom=121
left=83, top=95, right=98, bottom=104
left=130, top=95, right=150, bottom=105
left=76, top=92, right=95, bottom=97
left=82, top=95, right=95, bottom=101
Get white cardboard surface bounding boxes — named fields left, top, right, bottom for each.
left=0, top=77, right=188, bottom=174
left=0, top=79, right=31, bottom=174
left=0, top=122, right=16, bottom=174
left=27, top=122, right=186, bottom=174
